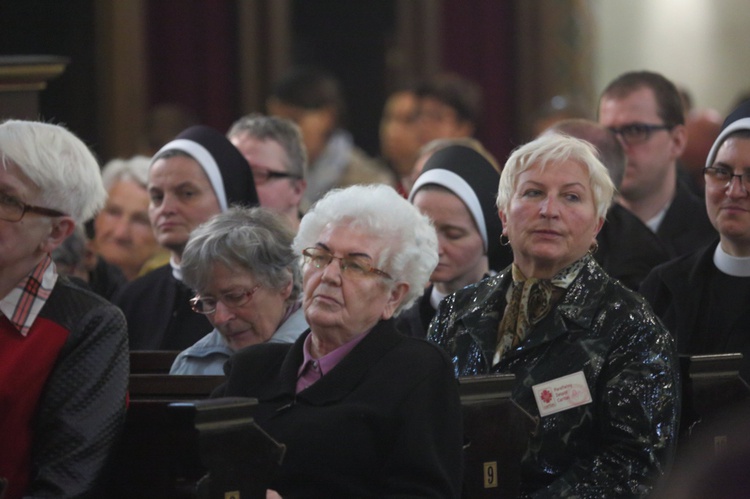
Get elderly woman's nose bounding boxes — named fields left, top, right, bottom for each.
left=321, top=258, right=344, bottom=284
left=212, top=301, right=236, bottom=324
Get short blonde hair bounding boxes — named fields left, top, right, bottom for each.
left=496, top=133, right=614, bottom=220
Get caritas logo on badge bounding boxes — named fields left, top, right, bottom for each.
left=532, top=371, right=593, bottom=417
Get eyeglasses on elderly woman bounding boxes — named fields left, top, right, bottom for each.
left=190, top=285, right=261, bottom=315
left=302, top=247, right=392, bottom=280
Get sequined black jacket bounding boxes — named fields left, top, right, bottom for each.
left=429, top=257, right=680, bottom=498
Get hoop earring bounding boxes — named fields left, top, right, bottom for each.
left=588, top=241, right=599, bottom=255
left=500, top=234, right=511, bottom=247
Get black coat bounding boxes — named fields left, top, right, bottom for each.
left=216, top=320, right=464, bottom=498
left=394, top=286, right=436, bottom=339
left=656, top=181, right=716, bottom=258
left=429, top=256, right=680, bottom=497
left=595, top=203, right=669, bottom=290
left=113, top=264, right=212, bottom=350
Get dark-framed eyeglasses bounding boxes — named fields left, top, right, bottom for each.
left=189, top=285, right=262, bottom=315
left=608, top=123, right=673, bottom=146
left=302, top=247, right=392, bottom=280
left=0, top=192, right=67, bottom=223
left=704, top=166, right=750, bottom=191
left=250, top=167, right=301, bottom=185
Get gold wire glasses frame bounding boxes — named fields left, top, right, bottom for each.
left=302, top=247, right=392, bottom=280
left=0, top=193, right=67, bottom=223
left=190, top=285, right=262, bottom=315
left=704, top=166, right=750, bottom=190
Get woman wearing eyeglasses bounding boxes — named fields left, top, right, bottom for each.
left=215, top=184, right=463, bottom=498
left=641, top=99, right=750, bottom=382
left=169, top=207, right=307, bottom=375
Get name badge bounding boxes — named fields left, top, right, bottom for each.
left=532, top=371, right=592, bottom=417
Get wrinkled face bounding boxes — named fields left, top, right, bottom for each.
left=200, top=262, right=292, bottom=351
left=416, top=97, right=472, bottom=145
left=0, top=162, right=63, bottom=276
left=598, top=86, right=684, bottom=202
left=705, top=136, right=750, bottom=256
left=267, top=98, right=333, bottom=164
left=500, top=161, right=603, bottom=278
left=302, top=224, right=403, bottom=341
left=230, top=133, right=304, bottom=216
left=94, top=179, right=160, bottom=279
left=412, top=188, right=486, bottom=293
left=380, top=91, right=421, bottom=175
left=148, top=155, right=221, bottom=257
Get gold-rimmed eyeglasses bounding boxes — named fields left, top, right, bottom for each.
left=190, top=285, right=262, bottom=315
left=302, top=247, right=392, bottom=280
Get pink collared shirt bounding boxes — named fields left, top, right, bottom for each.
left=296, top=328, right=372, bottom=393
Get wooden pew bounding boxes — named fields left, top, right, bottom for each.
left=678, top=353, right=750, bottom=457
left=103, top=374, right=225, bottom=498
left=459, top=374, right=531, bottom=499
left=129, top=350, right=181, bottom=374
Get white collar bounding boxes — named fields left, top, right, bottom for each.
left=713, top=244, right=750, bottom=277
left=170, top=255, right=183, bottom=281
left=429, top=286, right=449, bottom=309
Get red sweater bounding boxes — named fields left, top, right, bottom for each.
left=0, top=315, right=69, bottom=499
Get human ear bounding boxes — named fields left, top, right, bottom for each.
left=381, top=281, right=410, bottom=320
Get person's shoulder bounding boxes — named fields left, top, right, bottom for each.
left=47, top=276, right=124, bottom=316
left=232, top=340, right=293, bottom=366
left=646, top=242, right=715, bottom=283
left=446, top=271, right=507, bottom=309
left=345, top=147, right=398, bottom=185
left=113, top=264, right=172, bottom=305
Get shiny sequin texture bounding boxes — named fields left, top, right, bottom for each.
left=428, top=255, right=680, bottom=497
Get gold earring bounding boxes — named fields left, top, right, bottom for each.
left=500, top=234, right=511, bottom=247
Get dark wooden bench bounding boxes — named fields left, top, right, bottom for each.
left=459, top=374, right=529, bottom=499
left=104, top=374, right=226, bottom=498
left=129, top=350, right=181, bottom=374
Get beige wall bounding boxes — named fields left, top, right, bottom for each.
left=592, top=0, right=750, bottom=115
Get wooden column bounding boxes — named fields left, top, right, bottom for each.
left=0, top=55, right=69, bottom=121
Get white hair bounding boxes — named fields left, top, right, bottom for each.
left=497, top=133, right=615, bottom=220
left=101, top=155, right=152, bottom=191
left=0, top=120, right=106, bottom=223
left=294, top=184, right=438, bottom=315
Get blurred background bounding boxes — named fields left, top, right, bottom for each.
left=1, top=0, right=749, bottom=166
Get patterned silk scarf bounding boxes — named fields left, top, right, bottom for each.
left=492, top=256, right=587, bottom=366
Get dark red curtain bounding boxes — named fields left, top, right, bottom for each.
left=441, top=0, right=518, bottom=165
left=146, top=0, right=238, bottom=133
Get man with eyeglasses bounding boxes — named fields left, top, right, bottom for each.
left=0, top=120, right=128, bottom=499
left=598, top=71, right=716, bottom=258
left=641, top=100, right=750, bottom=382
left=228, top=114, right=308, bottom=231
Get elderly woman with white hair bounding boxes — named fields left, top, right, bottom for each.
left=216, top=184, right=463, bottom=498
left=429, top=133, right=680, bottom=497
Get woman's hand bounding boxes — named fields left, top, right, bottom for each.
left=266, top=490, right=282, bottom=499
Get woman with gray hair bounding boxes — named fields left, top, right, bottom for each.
left=429, top=133, right=680, bottom=497
left=170, top=206, right=306, bottom=375
left=215, top=184, right=464, bottom=497
left=93, top=156, right=165, bottom=281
